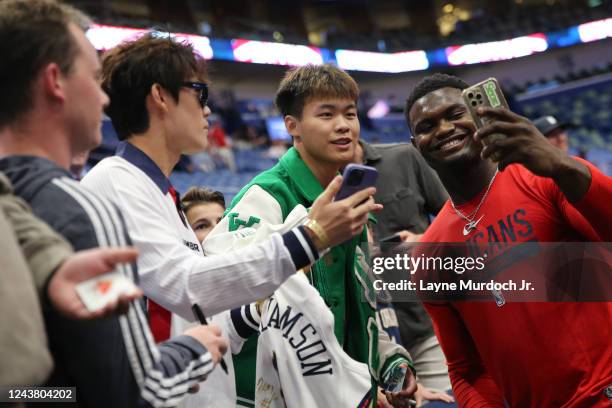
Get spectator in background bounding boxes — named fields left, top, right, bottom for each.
left=533, top=115, right=570, bottom=154
left=357, top=140, right=448, bottom=242
left=181, top=187, right=226, bottom=243
left=208, top=114, right=237, bottom=172
left=0, top=1, right=228, bottom=406
left=217, top=89, right=243, bottom=139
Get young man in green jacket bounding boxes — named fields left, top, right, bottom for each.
left=204, top=64, right=416, bottom=407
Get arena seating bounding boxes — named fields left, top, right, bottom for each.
left=516, top=73, right=612, bottom=175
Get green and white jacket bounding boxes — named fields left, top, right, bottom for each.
left=204, top=147, right=412, bottom=407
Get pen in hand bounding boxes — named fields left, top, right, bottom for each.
left=191, top=303, right=229, bottom=374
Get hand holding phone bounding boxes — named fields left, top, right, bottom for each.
left=307, top=172, right=382, bottom=249
left=335, top=164, right=378, bottom=202
left=462, top=77, right=510, bottom=162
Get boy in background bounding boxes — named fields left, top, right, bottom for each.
left=182, top=187, right=226, bottom=243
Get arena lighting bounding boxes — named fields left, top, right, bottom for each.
left=367, top=100, right=390, bottom=119
left=546, top=27, right=581, bottom=48
left=86, top=24, right=142, bottom=50
left=86, top=17, right=611, bottom=71
left=577, top=18, right=612, bottom=43
left=231, top=39, right=324, bottom=66
left=335, top=50, right=429, bottom=73
left=446, top=33, right=548, bottom=65
left=86, top=24, right=214, bottom=59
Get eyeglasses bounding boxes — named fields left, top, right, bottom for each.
left=180, top=82, right=208, bottom=108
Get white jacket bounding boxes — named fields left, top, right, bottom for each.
left=256, top=273, right=372, bottom=407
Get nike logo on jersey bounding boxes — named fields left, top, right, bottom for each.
left=463, top=215, right=485, bottom=236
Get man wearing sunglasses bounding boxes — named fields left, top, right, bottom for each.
left=182, top=82, right=210, bottom=107
left=82, top=33, right=380, bottom=406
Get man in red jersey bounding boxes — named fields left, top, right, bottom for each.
left=403, top=73, right=611, bottom=407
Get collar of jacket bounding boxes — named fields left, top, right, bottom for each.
left=116, top=141, right=171, bottom=194
left=279, top=147, right=325, bottom=203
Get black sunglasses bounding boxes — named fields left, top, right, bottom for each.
left=180, top=82, right=208, bottom=108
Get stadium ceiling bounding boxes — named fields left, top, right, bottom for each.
left=69, top=0, right=611, bottom=51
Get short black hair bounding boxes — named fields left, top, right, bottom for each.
left=404, top=73, right=469, bottom=127
left=102, top=33, right=207, bottom=141
left=275, top=63, right=359, bottom=118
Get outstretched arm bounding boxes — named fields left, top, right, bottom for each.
left=476, top=107, right=612, bottom=240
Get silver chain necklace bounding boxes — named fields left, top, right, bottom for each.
left=450, top=169, right=499, bottom=236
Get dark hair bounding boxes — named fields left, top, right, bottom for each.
left=181, top=187, right=226, bottom=213
left=404, top=73, right=469, bottom=127
left=101, top=33, right=208, bottom=140
left=0, top=0, right=91, bottom=128
left=275, top=63, right=359, bottom=118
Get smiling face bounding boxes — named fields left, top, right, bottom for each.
left=409, top=87, right=481, bottom=170
left=287, top=97, right=359, bottom=168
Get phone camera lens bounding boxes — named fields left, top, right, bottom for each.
left=471, top=100, right=478, bottom=106
left=467, top=92, right=474, bottom=99
left=476, top=93, right=482, bottom=99
left=347, top=169, right=364, bottom=186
